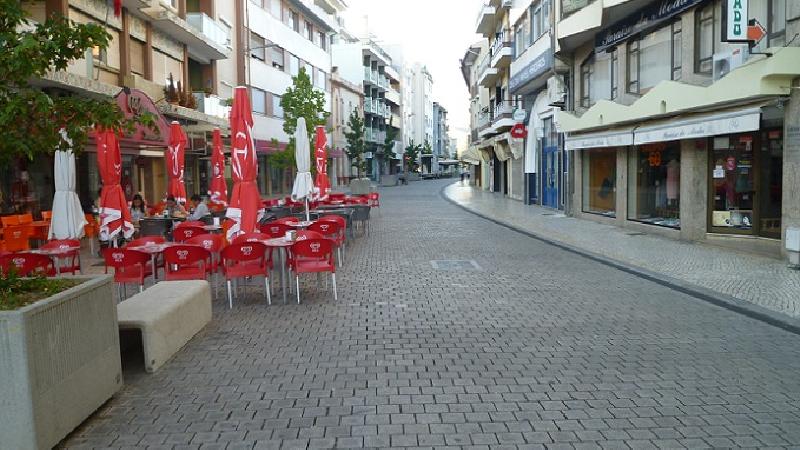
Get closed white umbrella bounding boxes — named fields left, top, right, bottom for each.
left=49, top=132, right=87, bottom=240
left=291, top=117, right=314, bottom=221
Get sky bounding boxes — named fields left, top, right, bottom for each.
left=341, top=0, right=485, bottom=151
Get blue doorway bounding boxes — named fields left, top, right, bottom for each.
left=542, top=146, right=558, bottom=208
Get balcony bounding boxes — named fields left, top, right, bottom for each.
left=477, top=54, right=499, bottom=88
left=475, top=3, right=496, bottom=37
left=378, top=76, right=388, bottom=89
left=364, top=97, right=374, bottom=114
left=490, top=101, right=515, bottom=132
left=385, top=88, right=400, bottom=105
left=192, top=93, right=231, bottom=120
left=186, top=13, right=229, bottom=49
left=365, top=128, right=374, bottom=142
left=142, top=6, right=228, bottom=63
left=490, top=36, right=513, bottom=69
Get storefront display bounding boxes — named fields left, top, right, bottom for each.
left=628, top=143, right=680, bottom=228
left=582, top=149, right=616, bottom=216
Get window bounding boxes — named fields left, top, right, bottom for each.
left=610, top=49, right=619, bottom=99
left=291, top=10, right=299, bottom=32
left=628, top=23, right=678, bottom=93
left=319, top=31, right=327, bottom=50
left=306, top=21, right=313, bottom=40
left=317, top=70, right=326, bottom=90
left=288, top=53, right=299, bottom=76
left=532, top=4, right=542, bottom=40
left=271, top=46, right=284, bottom=70
left=91, top=45, right=107, bottom=64
left=251, top=88, right=266, bottom=115
left=628, top=143, right=681, bottom=228
left=270, top=0, right=281, bottom=17
left=582, top=149, right=617, bottom=216
left=580, top=58, right=592, bottom=108
left=769, top=0, right=786, bottom=47
left=541, top=0, right=551, bottom=34
left=581, top=51, right=614, bottom=107
left=515, top=23, right=525, bottom=56
left=695, top=4, right=713, bottom=74
left=250, top=33, right=265, bottom=61
left=272, top=94, right=284, bottom=118
left=672, top=20, right=682, bottom=80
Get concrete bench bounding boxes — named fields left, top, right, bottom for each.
left=117, top=280, right=212, bottom=373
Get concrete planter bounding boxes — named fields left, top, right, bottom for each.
left=408, top=173, right=421, bottom=182
left=350, top=178, right=372, bottom=195
left=380, top=174, right=398, bottom=187
left=0, top=275, right=121, bottom=450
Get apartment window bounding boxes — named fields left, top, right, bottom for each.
left=161, top=0, right=178, bottom=9
left=306, top=21, right=314, bottom=40
left=251, top=88, right=266, bottom=115
left=272, top=94, right=284, bottom=118
left=91, top=45, right=107, bottom=65
left=270, top=0, right=281, bottom=18
left=584, top=51, right=613, bottom=105
left=221, top=21, right=232, bottom=49
left=515, top=23, right=525, bottom=56
left=271, top=46, right=284, bottom=70
left=672, top=20, right=682, bottom=80
left=290, top=10, right=299, bottom=32
left=523, top=14, right=532, bottom=47
left=318, top=31, right=327, bottom=50
left=317, top=70, right=326, bottom=90
left=769, top=0, right=786, bottom=47
left=580, top=58, right=592, bottom=108
left=541, top=0, right=551, bottom=34
left=610, top=49, right=619, bottom=99
left=628, top=22, right=678, bottom=93
left=531, top=4, right=542, bottom=40
left=130, top=39, right=145, bottom=76
left=250, top=33, right=265, bottom=61
left=288, top=53, right=299, bottom=76
left=695, top=4, right=713, bottom=74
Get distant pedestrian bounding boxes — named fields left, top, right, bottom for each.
left=460, top=171, right=465, bottom=183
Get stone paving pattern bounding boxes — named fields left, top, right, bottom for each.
left=444, top=183, right=800, bottom=319
left=63, top=180, right=800, bottom=449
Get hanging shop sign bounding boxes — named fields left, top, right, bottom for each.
left=115, top=88, right=169, bottom=149
left=513, top=108, right=527, bottom=122
left=510, top=123, right=528, bottom=139
left=595, top=0, right=705, bottom=53
left=722, top=0, right=749, bottom=42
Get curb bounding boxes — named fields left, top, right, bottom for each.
left=440, top=183, right=800, bottom=337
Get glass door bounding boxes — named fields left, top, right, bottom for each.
left=758, top=129, right=782, bottom=239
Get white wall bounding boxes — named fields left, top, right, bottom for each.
left=331, top=42, right=365, bottom=86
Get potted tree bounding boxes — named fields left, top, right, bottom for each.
left=0, top=272, right=121, bottom=450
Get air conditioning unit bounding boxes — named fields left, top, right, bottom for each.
left=547, top=76, right=566, bottom=106
left=712, top=48, right=746, bottom=81
left=363, top=152, right=374, bottom=159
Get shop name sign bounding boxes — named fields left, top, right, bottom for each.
left=595, top=0, right=704, bottom=52
left=722, top=0, right=748, bottom=42
left=509, top=52, right=553, bottom=93
left=564, top=131, right=633, bottom=150
left=634, top=110, right=761, bottom=145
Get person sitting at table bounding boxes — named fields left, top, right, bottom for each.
left=187, top=194, right=209, bottom=221
left=129, top=194, right=148, bottom=222
left=164, top=195, right=187, bottom=218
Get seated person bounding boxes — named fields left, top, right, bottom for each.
left=129, top=194, right=148, bottom=222
left=164, top=195, right=187, bottom=218
left=187, top=194, right=210, bottom=221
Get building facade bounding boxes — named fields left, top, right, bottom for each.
left=329, top=67, right=365, bottom=186
left=461, top=40, right=490, bottom=189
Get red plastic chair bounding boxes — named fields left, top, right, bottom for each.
left=186, top=234, right=225, bottom=271
left=273, top=216, right=300, bottom=225
left=163, top=245, right=210, bottom=281
left=2, top=225, right=31, bottom=252
left=329, top=192, right=346, bottom=201
left=231, top=232, right=271, bottom=245
left=102, top=248, right=151, bottom=300
left=289, top=238, right=337, bottom=304
left=0, top=252, right=54, bottom=277
left=308, top=220, right=344, bottom=266
left=17, top=213, right=34, bottom=224
left=259, top=222, right=292, bottom=238
left=173, top=226, right=206, bottom=242
left=220, top=242, right=272, bottom=308
left=129, top=236, right=166, bottom=247
left=1, top=215, right=20, bottom=227
left=367, top=192, right=380, bottom=212
left=176, top=220, right=205, bottom=228
left=40, top=239, right=81, bottom=275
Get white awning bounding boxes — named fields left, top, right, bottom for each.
left=633, top=107, right=762, bottom=145
left=565, top=129, right=633, bottom=150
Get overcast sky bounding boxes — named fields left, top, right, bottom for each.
left=341, top=0, right=484, bottom=149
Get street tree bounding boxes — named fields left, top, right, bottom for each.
left=404, top=141, right=421, bottom=173
left=380, top=117, right=399, bottom=177
left=344, top=109, right=366, bottom=178
left=0, top=1, right=155, bottom=166
left=278, top=67, right=329, bottom=170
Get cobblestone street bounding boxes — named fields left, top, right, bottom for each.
left=65, top=180, right=800, bottom=450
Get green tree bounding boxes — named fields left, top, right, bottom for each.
left=0, top=1, right=154, bottom=165
left=380, top=118, right=399, bottom=177
left=404, top=141, right=421, bottom=173
left=344, top=109, right=366, bottom=178
left=422, top=140, right=433, bottom=155
left=278, top=67, right=329, bottom=171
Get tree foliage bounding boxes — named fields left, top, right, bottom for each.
left=380, top=117, right=399, bottom=175
left=404, top=141, right=421, bottom=173
left=422, top=140, right=433, bottom=155
left=0, top=1, right=154, bottom=165
left=277, top=67, right=329, bottom=170
left=344, top=109, right=366, bottom=178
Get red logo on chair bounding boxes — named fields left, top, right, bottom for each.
left=177, top=250, right=189, bottom=260
left=310, top=242, right=321, bottom=253
left=320, top=224, right=330, bottom=232
left=185, top=230, right=194, bottom=237
left=112, top=252, right=124, bottom=263
left=202, top=240, right=213, bottom=248
left=242, top=246, right=253, bottom=256
left=12, top=257, right=25, bottom=268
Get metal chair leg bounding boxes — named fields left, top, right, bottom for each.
left=264, top=276, right=271, bottom=306
left=139, top=284, right=144, bottom=293
left=227, top=280, right=233, bottom=309
left=332, top=273, right=337, bottom=301
left=122, top=284, right=126, bottom=300
left=296, top=275, right=301, bottom=304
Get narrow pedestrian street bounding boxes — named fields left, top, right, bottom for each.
left=61, top=180, right=800, bottom=450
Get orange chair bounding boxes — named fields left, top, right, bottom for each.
left=1, top=216, right=20, bottom=227
left=2, top=225, right=31, bottom=252
left=84, top=214, right=99, bottom=255
left=18, top=213, right=33, bottom=224
left=41, top=211, right=53, bottom=221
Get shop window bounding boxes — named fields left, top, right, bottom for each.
left=627, top=144, right=681, bottom=228
left=251, top=88, right=266, bottom=115
left=250, top=33, right=265, bottom=61
left=695, top=4, right=714, bottom=74
left=582, top=149, right=616, bottom=216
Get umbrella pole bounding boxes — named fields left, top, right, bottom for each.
left=304, top=198, right=310, bottom=222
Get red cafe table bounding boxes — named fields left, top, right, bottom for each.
left=261, top=237, right=293, bottom=304
left=29, top=245, right=81, bottom=276
left=128, top=242, right=175, bottom=283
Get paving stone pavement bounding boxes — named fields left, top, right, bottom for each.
left=444, top=182, right=800, bottom=319
left=62, top=179, right=800, bottom=449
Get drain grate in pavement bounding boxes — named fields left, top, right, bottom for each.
left=626, top=232, right=646, bottom=236
left=430, top=260, right=482, bottom=271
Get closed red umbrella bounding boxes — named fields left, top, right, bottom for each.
left=226, top=86, right=262, bottom=240
left=208, top=127, right=228, bottom=206
left=167, top=121, right=187, bottom=203
left=314, top=126, right=330, bottom=199
left=96, top=128, right=134, bottom=241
